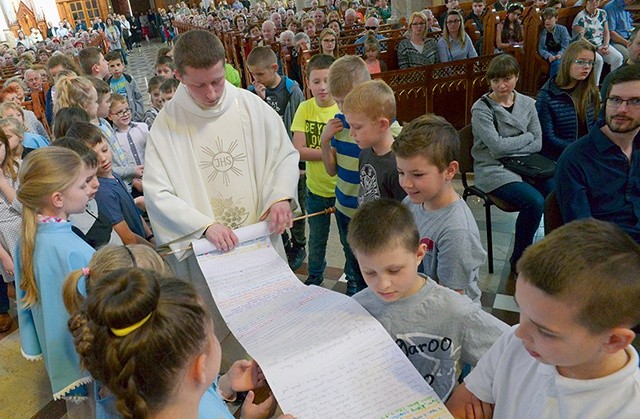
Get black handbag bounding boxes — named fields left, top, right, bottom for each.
left=481, top=97, right=556, bottom=181
left=499, top=154, right=556, bottom=180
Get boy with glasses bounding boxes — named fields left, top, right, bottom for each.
left=109, top=94, right=148, bottom=168
left=109, top=93, right=148, bottom=202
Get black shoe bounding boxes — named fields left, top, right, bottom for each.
left=304, top=275, right=323, bottom=286
left=287, top=246, right=306, bottom=271
left=346, top=280, right=358, bottom=296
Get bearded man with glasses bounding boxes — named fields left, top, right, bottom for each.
left=556, top=64, right=640, bottom=243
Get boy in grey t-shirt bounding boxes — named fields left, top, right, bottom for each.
left=393, top=114, right=486, bottom=303
left=350, top=199, right=508, bottom=401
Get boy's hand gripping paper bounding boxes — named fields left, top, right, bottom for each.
left=192, top=222, right=452, bottom=419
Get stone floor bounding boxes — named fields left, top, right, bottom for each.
left=0, top=40, right=527, bottom=418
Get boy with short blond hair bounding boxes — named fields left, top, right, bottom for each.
left=322, top=55, right=401, bottom=295
left=350, top=199, right=508, bottom=401
left=342, top=79, right=405, bottom=204
left=393, top=114, right=485, bottom=303
left=447, top=219, right=640, bottom=417
left=291, top=54, right=339, bottom=287
left=320, top=56, right=371, bottom=295
left=247, top=46, right=306, bottom=269
left=105, top=51, right=145, bottom=122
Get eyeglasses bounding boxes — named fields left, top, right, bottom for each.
left=606, top=97, right=640, bottom=108
left=573, top=59, right=595, bottom=67
left=113, top=107, right=131, bottom=117
left=411, top=22, right=426, bottom=26
left=322, top=38, right=336, bottom=42
left=447, top=19, right=461, bottom=24
left=364, top=26, right=378, bottom=30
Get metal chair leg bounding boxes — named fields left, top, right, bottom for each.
left=485, top=201, right=494, bottom=274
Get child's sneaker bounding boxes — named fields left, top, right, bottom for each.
left=287, top=246, right=306, bottom=271
left=304, top=275, right=323, bottom=286
left=346, top=279, right=358, bottom=296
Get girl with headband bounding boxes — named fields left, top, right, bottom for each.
left=69, top=267, right=290, bottom=418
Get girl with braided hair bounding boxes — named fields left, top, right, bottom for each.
left=69, top=268, right=286, bottom=419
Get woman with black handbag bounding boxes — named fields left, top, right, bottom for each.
left=471, top=54, right=554, bottom=273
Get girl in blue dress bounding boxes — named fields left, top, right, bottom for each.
left=15, top=147, right=96, bottom=400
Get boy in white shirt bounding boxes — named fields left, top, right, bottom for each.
left=109, top=93, right=148, bottom=206
left=109, top=93, right=148, bottom=166
left=446, top=219, right=640, bottom=418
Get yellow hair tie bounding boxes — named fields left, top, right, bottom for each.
left=110, top=312, right=153, bottom=337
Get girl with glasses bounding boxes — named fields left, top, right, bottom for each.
left=319, top=28, right=340, bottom=59
left=437, top=10, right=478, bottom=62
left=536, top=39, right=600, bottom=161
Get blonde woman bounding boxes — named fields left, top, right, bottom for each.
left=397, top=12, right=439, bottom=68
left=437, top=10, right=477, bottom=62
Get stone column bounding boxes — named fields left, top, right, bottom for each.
left=391, top=0, right=432, bottom=23
left=0, top=0, right=14, bottom=43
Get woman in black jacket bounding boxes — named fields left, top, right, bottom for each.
left=535, top=39, right=600, bottom=161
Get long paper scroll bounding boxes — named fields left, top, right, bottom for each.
left=193, top=222, right=452, bottom=418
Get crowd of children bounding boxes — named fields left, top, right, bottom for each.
left=0, top=0, right=638, bottom=417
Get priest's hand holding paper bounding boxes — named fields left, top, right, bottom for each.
left=205, top=223, right=239, bottom=252
left=262, top=200, right=293, bottom=234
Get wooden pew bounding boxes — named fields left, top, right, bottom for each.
left=337, top=27, right=408, bottom=46
left=29, top=87, right=51, bottom=136
left=465, top=18, right=482, bottom=47
left=481, top=9, right=507, bottom=56
left=519, top=5, right=583, bottom=95
left=298, top=29, right=415, bottom=97
left=373, top=55, right=498, bottom=128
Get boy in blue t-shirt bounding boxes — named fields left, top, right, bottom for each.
left=105, top=51, right=145, bottom=122
left=66, top=121, right=154, bottom=247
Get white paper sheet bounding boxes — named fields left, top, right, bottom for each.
left=193, top=222, right=452, bottom=419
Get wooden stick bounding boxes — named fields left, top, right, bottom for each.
left=158, top=207, right=337, bottom=257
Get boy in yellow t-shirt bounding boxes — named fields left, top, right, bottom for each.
left=291, top=54, right=339, bottom=286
